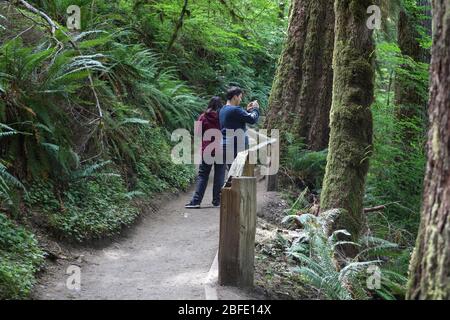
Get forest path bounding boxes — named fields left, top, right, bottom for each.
left=33, top=180, right=221, bottom=300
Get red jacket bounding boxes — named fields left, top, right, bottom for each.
left=196, top=110, right=220, bottom=154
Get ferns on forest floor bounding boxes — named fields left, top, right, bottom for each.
left=281, top=212, right=408, bottom=300
left=0, top=124, right=26, bottom=211
left=280, top=133, right=328, bottom=193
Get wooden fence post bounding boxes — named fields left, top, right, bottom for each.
left=266, top=174, right=278, bottom=191
left=266, top=143, right=278, bottom=191
left=218, top=176, right=257, bottom=287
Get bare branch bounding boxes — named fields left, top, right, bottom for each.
left=364, top=205, right=386, bottom=213
left=13, top=0, right=57, bottom=35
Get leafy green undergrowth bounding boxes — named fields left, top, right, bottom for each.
left=133, top=127, right=195, bottom=195
left=25, top=176, right=139, bottom=242
left=24, top=159, right=194, bottom=243
left=281, top=133, right=328, bottom=193
left=21, top=124, right=195, bottom=243
left=0, top=213, right=44, bottom=299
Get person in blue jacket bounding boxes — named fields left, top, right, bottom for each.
left=219, top=86, right=260, bottom=163
left=213, top=86, right=260, bottom=206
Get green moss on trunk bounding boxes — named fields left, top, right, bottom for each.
left=319, top=0, right=375, bottom=241
left=407, top=0, right=450, bottom=300
left=266, top=0, right=335, bottom=151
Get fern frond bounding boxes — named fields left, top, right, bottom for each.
left=0, top=164, right=25, bottom=192
left=70, top=161, right=112, bottom=180
left=0, top=14, right=6, bottom=30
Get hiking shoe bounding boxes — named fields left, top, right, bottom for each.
left=185, top=202, right=200, bottom=209
left=212, top=202, right=220, bottom=208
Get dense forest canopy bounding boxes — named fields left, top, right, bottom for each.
left=1, top=0, right=449, bottom=301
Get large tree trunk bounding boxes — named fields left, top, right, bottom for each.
left=319, top=0, right=375, bottom=242
left=265, top=0, right=334, bottom=151
left=407, top=0, right=450, bottom=300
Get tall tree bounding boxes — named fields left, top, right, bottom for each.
left=394, top=1, right=431, bottom=144
left=265, top=0, right=335, bottom=151
left=319, top=0, right=375, bottom=243
left=407, top=0, right=450, bottom=300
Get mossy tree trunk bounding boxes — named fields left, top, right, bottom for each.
left=394, top=3, right=430, bottom=144
left=407, top=0, right=450, bottom=300
left=265, top=0, right=335, bottom=151
left=319, top=0, right=375, bottom=242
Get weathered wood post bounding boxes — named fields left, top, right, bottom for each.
left=218, top=176, right=257, bottom=287
left=218, top=131, right=277, bottom=288
left=266, top=173, right=278, bottom=191
left=265, top=142, right=278, bottom=191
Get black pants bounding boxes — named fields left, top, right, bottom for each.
left=191, top=160, right=225, bottom=205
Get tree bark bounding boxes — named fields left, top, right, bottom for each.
left=407, top=0, right=450, bottom=300
left=265, top=0, right=334, bottom=151
left=319, top=0, right=375, bottom=242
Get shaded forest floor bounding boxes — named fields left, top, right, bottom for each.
left=32, top=182, right=220, bottom=299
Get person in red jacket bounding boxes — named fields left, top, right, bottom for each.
left=185, top=96, right=224, bottom=208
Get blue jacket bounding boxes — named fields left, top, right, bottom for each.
left=219, top=105, right=260, bottom=158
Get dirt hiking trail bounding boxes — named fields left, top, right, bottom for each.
left=33, top=181, right=219, bottom=300
left=33, top=177, right=275, bottom=300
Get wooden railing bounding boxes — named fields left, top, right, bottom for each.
left=218, top=129, right=278, bottom=287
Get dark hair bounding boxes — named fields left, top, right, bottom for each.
left=206, top=96, right=222, bottom=112
left=226, top=86, right=243, bottom=101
